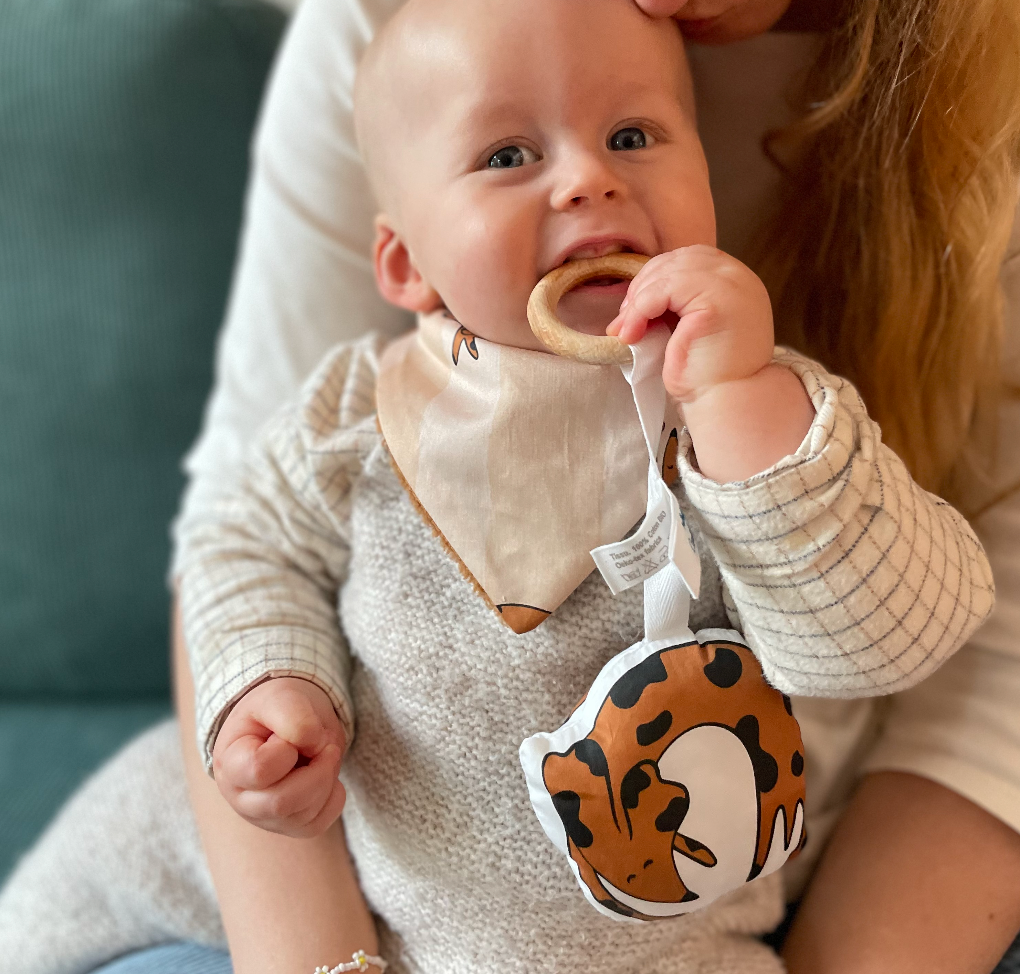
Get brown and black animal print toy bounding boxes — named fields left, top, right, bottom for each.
left=520, top=289, right=806, bottom=921
left=520, top=629, right=806, bottom=921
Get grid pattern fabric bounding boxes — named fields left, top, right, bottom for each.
left=682, top=349, right=995, bottom=698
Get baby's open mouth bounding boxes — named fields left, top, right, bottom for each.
left=580, top=275, right=628, bottom=287
left=554, top=243, right=642, bottom=293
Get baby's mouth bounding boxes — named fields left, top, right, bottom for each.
left=551, top=241, right=644, bottom=292
left=550, top=237, right=644, bottom=291
left=579, top=275, right=628, bottom=287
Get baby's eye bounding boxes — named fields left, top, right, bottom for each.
left=487, top=145, right=539, bottom=169
left=609, top=127, right=652, bottom=151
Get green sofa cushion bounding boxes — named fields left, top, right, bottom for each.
left=0, top=702, right=171, bottom=880
left=0, top=0, right=286, bottom=698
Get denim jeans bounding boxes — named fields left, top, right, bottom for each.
left=91, top=944, right=232, bottom=974
left=90, top=929, right=1020, bottom=974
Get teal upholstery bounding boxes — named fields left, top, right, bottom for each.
left=0, top=0, right=285, bottom=879
left=0, top=702, right=171, bottom=879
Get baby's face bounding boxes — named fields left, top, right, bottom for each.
left=363, top=0, right=716, bottom=349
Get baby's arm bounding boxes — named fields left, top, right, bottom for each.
left=177, top=338, right=383, bottom=777
left=175, top=337, right=385, bottom=969
left=174, top=612, right=380, bottom=974
left=610, top=246, right=995, bottom=697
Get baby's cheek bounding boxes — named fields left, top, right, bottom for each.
left=440, top=226, right=538, bottom=335
left=655, top=176, right=716, bottom=252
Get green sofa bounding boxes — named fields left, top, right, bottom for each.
left=0, top=0, right=287, bottom=883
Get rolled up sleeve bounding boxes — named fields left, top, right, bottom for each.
left=679, top=348, right=995, bottom=699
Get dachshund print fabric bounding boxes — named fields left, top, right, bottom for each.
left=521, top=628, right=806, bottom=922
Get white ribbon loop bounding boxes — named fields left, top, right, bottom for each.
left=590, top=326, right=700, bottom=631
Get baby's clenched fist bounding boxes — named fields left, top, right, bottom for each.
left=212, top=676, right=347, bottom=838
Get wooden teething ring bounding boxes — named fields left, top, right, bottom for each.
left=527, top=252, right=650, bottom=365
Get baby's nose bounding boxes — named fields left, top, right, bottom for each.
left=551, top=155, right=624, bottom=210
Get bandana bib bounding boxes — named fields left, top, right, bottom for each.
left=377, top=310, right=652, bottom=633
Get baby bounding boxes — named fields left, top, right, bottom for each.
left=177, top=0, right=994, bottom=971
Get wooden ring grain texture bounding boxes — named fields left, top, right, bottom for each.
left=527, top=252, right=650, bottom=365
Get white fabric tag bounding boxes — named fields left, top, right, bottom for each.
left=590, top=329, right=700, bottom=604
left=591, top=472, right=699, bottom=599
left=591, top=473, right=674, bottom=595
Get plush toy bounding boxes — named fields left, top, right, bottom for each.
left=520, top=256, right=807, bottom=922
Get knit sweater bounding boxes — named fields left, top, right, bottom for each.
left=168, top=333, right=992, bottom=974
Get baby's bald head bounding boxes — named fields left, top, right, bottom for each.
left=354, top=0, right=458, bottom=216
left=354, top=0, right=696, bottom=221
left=353, top=0, right=713, bottom=349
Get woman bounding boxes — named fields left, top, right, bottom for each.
left=20, top=0, right=1020, bottom=970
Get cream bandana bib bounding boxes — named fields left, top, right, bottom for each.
left=376, top=310, right=652, bottom=634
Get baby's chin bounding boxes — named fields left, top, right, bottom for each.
left=555, top=280, right=630, bottom=337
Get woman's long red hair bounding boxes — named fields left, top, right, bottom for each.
left=754, top=0, right=1020, bottom=501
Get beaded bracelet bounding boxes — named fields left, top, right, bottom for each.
left=314, top=950, right=388, bottom=974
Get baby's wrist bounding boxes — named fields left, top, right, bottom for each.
left=214, top=675, right=346, bottom=755
left=242, top=674, right=337, bottom=711
left=679, top=363, right=814, bottom=483
left=680, top=362, right=781, bottom=420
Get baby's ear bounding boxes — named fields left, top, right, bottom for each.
left=373, top=216, right=442, bottom=313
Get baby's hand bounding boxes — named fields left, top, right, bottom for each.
left=212, top=676, right=347, bottom=838
left=608, top=245, right=813, bottom=483
left=607, top=245, right=774, bottom=405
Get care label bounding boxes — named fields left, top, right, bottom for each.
left=591, top=474, right=701, bottom=599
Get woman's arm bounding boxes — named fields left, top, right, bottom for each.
left=782, top=770, right=1020, bottom=974
left=173, top=598, right=380, bottom=974
left=785, top=317, right=1020, bottom=973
